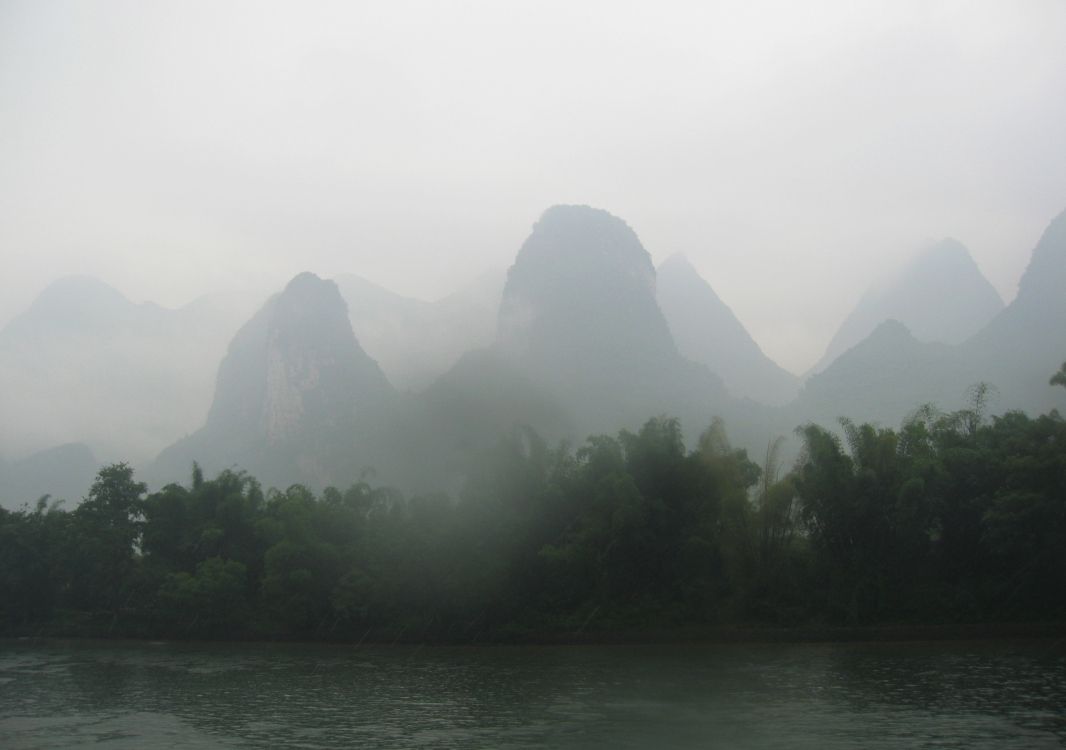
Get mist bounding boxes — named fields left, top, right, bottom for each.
left=3, top=0, right=1065, bottom=375
left=4, top=6, right=1066, bottom=746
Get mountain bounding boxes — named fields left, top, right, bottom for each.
left=0, top=443, right=99, bottom=510
left=810, top=239, right=1003, bottom=375
left=794, top=210, right=1066, bottom=429
left=1010, top=208, right=1066, bottom=318
left=155, top=273, right=396, bottom=489
left=335, top=268, right=504, bottom=392
left=657, top=254, right=799, bottom=405
left=794, top=319, right=966, bottom=428
left=961, top=208, right=1066, bottom=415
left=405, top=206, right=751, bottom=489
left=0, top=276, right=260, bottom=464
left=487, top=205, right=734, bottom=440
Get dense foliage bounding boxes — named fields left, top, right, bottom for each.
left=2, top=400, right=1064, bottom=641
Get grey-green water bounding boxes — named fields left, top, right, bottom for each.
left=1, top=639, right=1064, bottom=748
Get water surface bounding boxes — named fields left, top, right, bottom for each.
left=1, top=638, right=1064, bottom=748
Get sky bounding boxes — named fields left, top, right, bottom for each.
left=2, top=0, right=1065, bottom=374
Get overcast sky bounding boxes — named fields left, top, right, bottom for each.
left=2, top=0, right=1064, bottom=373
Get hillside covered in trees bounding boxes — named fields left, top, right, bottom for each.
left=3, top=379, right=1064, bottom=641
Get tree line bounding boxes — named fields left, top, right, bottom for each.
left=1, top=381, right=1064, bottom=641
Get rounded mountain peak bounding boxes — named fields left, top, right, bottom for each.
left=900, top=238, right=990, bottom=285
left=282, top=271, right=338, bottom=298
left=272, top=272, right=349, bottom=322
left=498, top=205, right=667, bottom=359
left=12, top=275, right=136, bottom=334
left=519, top=205, right=654, bottom=279
left=30, top=275, right=129, bottom=312
left=285, top=271, right=325, bottom=288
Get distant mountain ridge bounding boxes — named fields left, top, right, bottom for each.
left=961, top=207, right=1066, bottom=416
left=0, top=443, right=99, bottom=510
left=657, top=254, right=799, bottom=405
left=796, top=211, right=1066, bottom=426
left=0, top=275, right=259, bottom=464
left=810, top=238, right=1003, bottom=375
left=8, top=205, right=1066, bottom=505
left=794, top=319, right=962, bottom=427
left=335, top=268, right=503, bottom=392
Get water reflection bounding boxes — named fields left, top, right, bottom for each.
left=1, top=639, right=1063, bottom=748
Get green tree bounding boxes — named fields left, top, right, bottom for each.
left=0, top=497, right=71, bottom=627
left=1052, top=361, right=1066, bottom=388
left=743, top=437, right=807, bottom=623
left=66, top=464, right=147, bottom=619
left=968, top=411, right=1066, bottom=620
left=257, top=485, right=344, bottom=636
left=157, top=557, right=249, bottom=636
left=795, top=420, right=935, bottom=623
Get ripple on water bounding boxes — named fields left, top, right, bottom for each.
left=1, top=640, right=1064, bottom=749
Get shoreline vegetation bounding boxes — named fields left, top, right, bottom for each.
left=2, top=385, right=1065, bottom=645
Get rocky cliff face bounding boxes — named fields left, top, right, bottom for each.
left=206, top=272, right=392, bottom=441
left=156, top=272, right=395, bottom=489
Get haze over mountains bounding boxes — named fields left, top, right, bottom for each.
left=795, top=208, right=1066, bottom=428
left=490, top=206, right=730, bottom=436
left=809, top=238, right=1005, bottom=375
left=0, top=276, right=261, bottom=463
left=954, top=207, right=1066, bottom=416
left=335, top=269, right=504, bottom=393
left=657, top=254, right=800, bottom=406
left=2, top=204, right=1064, bottom=508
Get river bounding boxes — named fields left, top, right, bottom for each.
left=1, top=638, right=1064, bottom=748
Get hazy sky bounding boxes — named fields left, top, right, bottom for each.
left=2, top=0, right=1065, bottom=373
